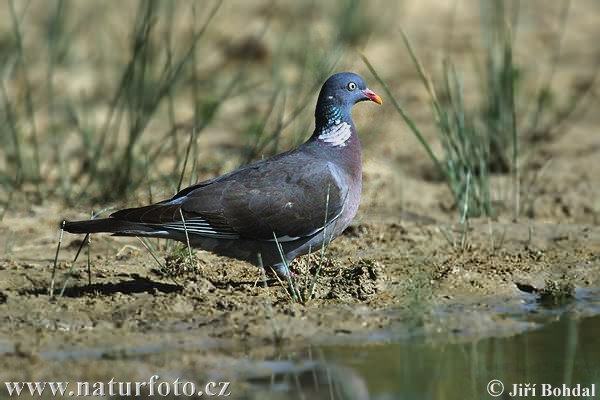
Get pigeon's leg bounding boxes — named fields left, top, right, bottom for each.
left=272, top=262, right=292, bottom=278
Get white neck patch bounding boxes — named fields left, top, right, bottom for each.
left=318, top=121, right=352, bottom=147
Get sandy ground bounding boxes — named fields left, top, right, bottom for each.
left=0, top=0, right=599, bottom=395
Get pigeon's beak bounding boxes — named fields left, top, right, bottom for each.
left=361, top=88, right=382, bottom=105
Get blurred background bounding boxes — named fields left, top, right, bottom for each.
left=0, top=0, right=597, bottom=223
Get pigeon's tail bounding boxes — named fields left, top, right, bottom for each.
left=63, top=218, right=155, bottom=235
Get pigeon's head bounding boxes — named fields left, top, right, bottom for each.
left=315, top=72, right=382, bottom=127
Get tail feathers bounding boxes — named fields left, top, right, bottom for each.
left=63, top=218, right=156, bottom=235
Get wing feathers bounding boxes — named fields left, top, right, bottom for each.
left=104, top=149, right=347, bottom=243
left=110, top=203, right=181, bottom=224
left=160, top=218, right=240, bottom=239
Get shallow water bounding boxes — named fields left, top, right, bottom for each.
left=3, top=289, right=600, bottom=399
left=245, top=289, right=600, bottom=399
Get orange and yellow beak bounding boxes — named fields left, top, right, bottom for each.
left=361, top=88, right=382, bottom=105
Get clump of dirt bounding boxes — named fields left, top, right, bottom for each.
left=286, top=255, right=386, bottom=302
left=327, top=259, right=386, bottom=301
left=539, top=277, right=576, bottom=305
left=161, top=244, right=201, bottom=277
left=515, top=274, right=577, bottom=306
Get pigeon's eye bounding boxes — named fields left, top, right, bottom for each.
left=347, top=82, right=356, bottom=91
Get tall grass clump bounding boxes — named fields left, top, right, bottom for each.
left=1, top=0, right=387, bottom=212
left=363, top=37, right=493, bottom=221
left=0, top=1, right=229, bottom=207
left=77, top=0, right=224, bottom=201
left=1, top=0, right=43, bottom=199
left=363, top=0, right=595, bottom=220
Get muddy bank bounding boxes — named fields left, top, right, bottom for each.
left=1, top=214, right=599, bottom=382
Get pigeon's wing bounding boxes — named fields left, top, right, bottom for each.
left=110, top=154, right=348, bottom=242
left=108, top=177, right=242, bottom=239
left=182, top=155, right=347, bottom=241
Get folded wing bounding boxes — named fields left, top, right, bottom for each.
left=110, top=155, right=347, bottom=242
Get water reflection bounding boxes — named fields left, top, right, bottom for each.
left=244, top=360, right=369, bottom=400
left=249, top=289, right=600, bottom=399
left=311, top=315, right=600, bottom=399
left=4, top=290, right=600, bottom=399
